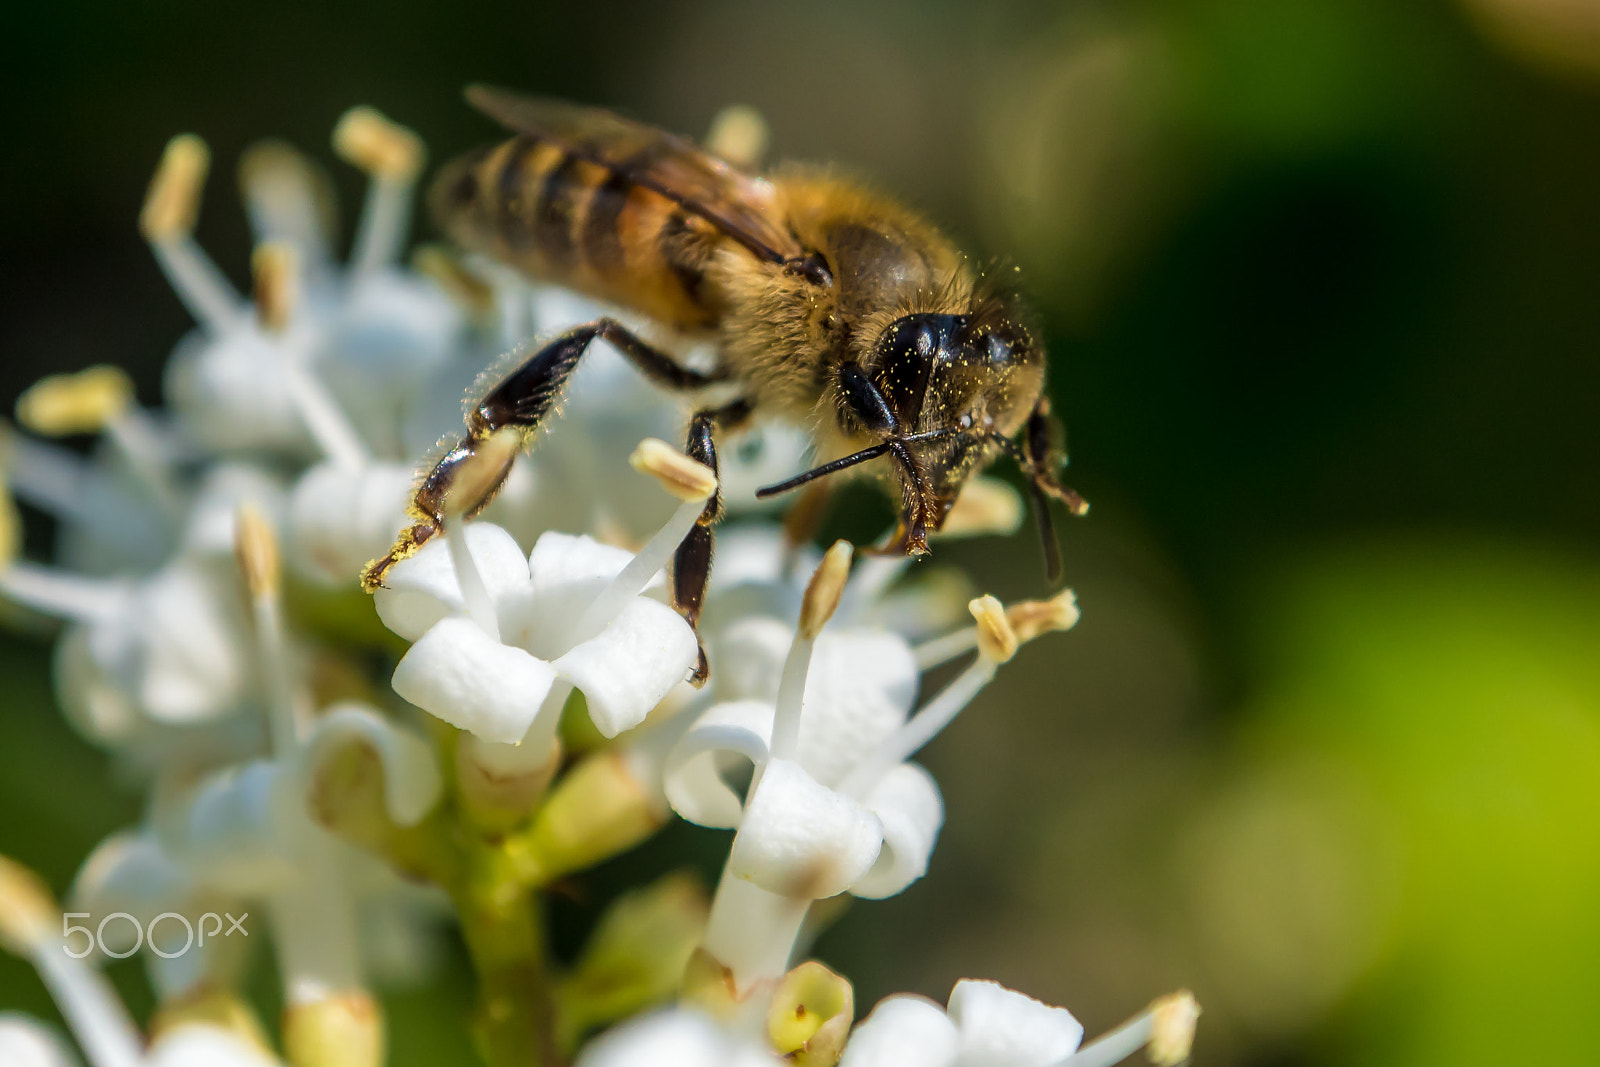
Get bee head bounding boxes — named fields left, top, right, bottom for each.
left=867, top=311, right=1044, bottom=525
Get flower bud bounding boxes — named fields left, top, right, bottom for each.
left=508, top=751, right=667, bottom=885
left=769, top=960, right=854, bottom=1067
left=281, top=990, right=383, bottom=1067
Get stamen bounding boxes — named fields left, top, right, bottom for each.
left=630, top=438, right=718, bottom=502
left=235, top=505, right=305, bottom=753
left=141, top=135, right=242, bottom=332
left=704, top=104, right=769, bottom=170
left=1006, top=588, right=1081, bottom=642
left=333, top=106, right=424, bottom=276
left=438, top=430, right=521, bottom=643
left=971, top=595, right=1019, bottom=664
left=139, top=134, right=208, bottom=243
left=1047, top=991, right=1199, bottom=1067
left=445, top=523, right=502, bottom=643
left=0, top=854, right=144, bottom=1067
left=281, top=358, right=368, bottom=469
left=239, top=139, right=336, bottom=264
left=252, top=241, right=299, bottom=332
left=913, top=589, right=1078, bottom=670
left=772, top=542, right=853, bottom=762
left=0, top=563, right=126, bottom=624
left=15, top=365, right=132, bottom=436
left=564, top=440, right=719, bottom=646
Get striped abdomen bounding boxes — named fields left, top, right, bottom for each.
left=431, top=136, right=727, bottom=331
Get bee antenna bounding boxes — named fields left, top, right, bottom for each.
left=756, top=443, right=893, bottom=498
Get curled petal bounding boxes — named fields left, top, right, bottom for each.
left=391, top=616, right=556, bottom=744
left=555, top=597, right=697, bottom=738
left=70, top=831, right=191, bottom=932
left=527, top=531, right=635, bottom=600
left=373, top=523, right=529, bottom=641
left=164, top=329, right=305, bottom=454
left=301, top=703, right=442, bottom=826
left=728, top=759, right=881, bottom=900
left=946, top=980, right=1083, bottom=1067
left=662, top=701, right=774, bottom=829
left=838, top=995, right=959, bottom=1067
left=852, top=762, right=944, bottom=900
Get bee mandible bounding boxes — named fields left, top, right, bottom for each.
left=362, top=86, right=1088, bottom=683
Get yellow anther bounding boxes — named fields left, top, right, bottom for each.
left=629, top=438, right=717, bottom=502
left=251, top=241, right=299, bottom=332
left=1147, top=990, right=1201, bottom=1066
left=799, top=540, right=853, bottom=639
left=1006, top=587, right=1080, bottom=643
left=705, top=104, right=769, bottom=170
left=233, top=504, right=281, bottom=600
left=140, top=133, right=209, bottom=242
left=969, top=594, right=1019, bottom=663
left=332, top=106, right=424, bottom=181
left=0, top=853, right=57, bottom=955
left=16, top=365, right=133, bottom=436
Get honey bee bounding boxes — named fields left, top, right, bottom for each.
left=363, top=86, right=1087, bottom=680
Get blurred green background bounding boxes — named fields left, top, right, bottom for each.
left=3, top=1, right=1599, bottom=1064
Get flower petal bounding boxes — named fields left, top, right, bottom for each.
left=945, top=979, right=1084, bottom=1067
left=146, top=1025, right=282, bottom=1067
left=728, top=758, right=882, bottom=899
left=575, top=1007, right=779, bottom=1067
left=838, top=995, right=959, bottom=1067
left=852, top=762, right=944, bottom=900
left=301, top=703, right=443, bottom=826
left=373, top=523, right=530, bottom=641
left=554, top=597, right=697, bottom=737
left=70, top=831, right=192, bottom=941
left=392, top=616, right=556, bottom=744
left=662, top=700, right=775, bottom=828
left=0, top=1015, right=83, bottom=1067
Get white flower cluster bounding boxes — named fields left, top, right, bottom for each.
left=0, top=107, right=1197, bottom=1067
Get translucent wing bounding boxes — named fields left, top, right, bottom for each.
left=465, top=85, right=802, bottom=265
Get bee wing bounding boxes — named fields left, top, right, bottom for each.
left=465, top=85, right=802, bottom=265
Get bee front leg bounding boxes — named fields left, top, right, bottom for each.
left=361, top=318, right=722, bottom=591
left=672, top=399, right=753, bottom=686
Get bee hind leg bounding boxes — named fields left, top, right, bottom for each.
left=362, top=318, right=722, bottom=591
left=672, top=398, right=753, bottom=686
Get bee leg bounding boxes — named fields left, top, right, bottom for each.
left=1021, top=397, right=1089, bottom=584
left=673, top=398, right=753, bottom=686
left=362, top=318, right=722, bottom=591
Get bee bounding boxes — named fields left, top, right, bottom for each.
left=363, top=86, right=1087, bottom=680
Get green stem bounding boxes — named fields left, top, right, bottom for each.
left=457, top=841, right=562, bottom=1067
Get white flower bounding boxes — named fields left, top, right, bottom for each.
left=0, top=554, right=253, bottom=751
left=376, top=513, right=699, bottom=747
left=146, top=119, right=461, bottom=460
left=0, top=1015, right=80, bottom=1067
left=841, top=983, right=1201, bottom=1067
left=664, top=548, right=1024, bottom=989
left=574, top=1008, right=781, bottom=1067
